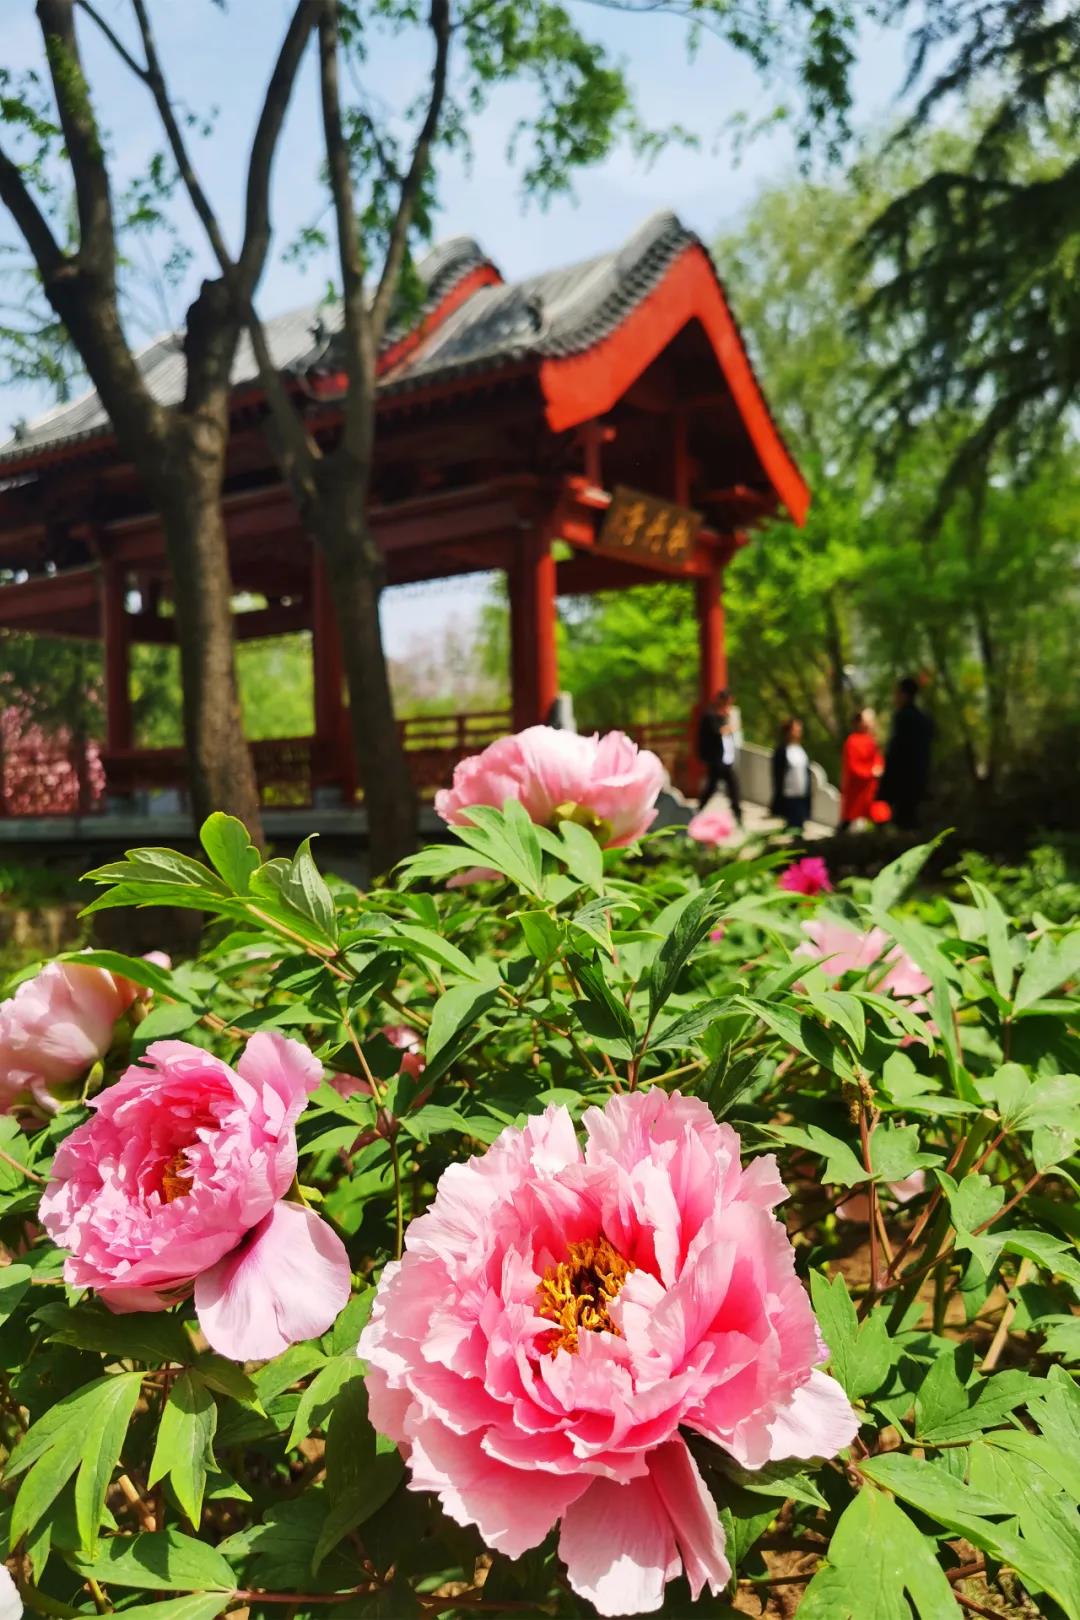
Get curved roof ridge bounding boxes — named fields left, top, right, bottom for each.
left=537, top=210, right=696, bottom=357
left=376, top=235, right=501, bottom=359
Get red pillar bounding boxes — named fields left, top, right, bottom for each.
left=311, top=547, right=350, bottom=796
left=696, top=560, right=727, bottom=710
left=100, top=559, right=132, bottom=752
left=509, top=530, right=559, bottom=731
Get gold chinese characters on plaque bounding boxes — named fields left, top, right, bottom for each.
left=596, top=486, right=702, bottom=566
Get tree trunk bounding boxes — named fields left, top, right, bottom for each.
left=151, top=422, right=264, bottom=844
left=317, top=496, right=416, bottom=873
left=973, top=602, right=1007, bottom=785
left=39, top=261, right=264, bottom=844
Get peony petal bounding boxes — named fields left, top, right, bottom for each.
left=406, top=1417, right=590, bottom=1558
left=559, top=1472, right=680, bottom=1616
left=647, top=1439, right=730, bottom=1600
left=761, top=1368, right=860, bottom=1461
left=0, top=1564, right=22, bottom=1619
left=236, top=1031, right=323, bottom=1142
left=194, top=1200, right=350, bottom=1361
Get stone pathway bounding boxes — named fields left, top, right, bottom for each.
left=655, top=789, right=832, bottom=847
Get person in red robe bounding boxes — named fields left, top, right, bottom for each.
left=840, top=709, right=886, bottom=829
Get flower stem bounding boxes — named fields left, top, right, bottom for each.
left=390, top=1138, right=404, bottom=1260
left=0, top=1147, right=45, bottom=1184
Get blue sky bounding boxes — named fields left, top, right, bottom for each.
left=0, top=1, right=912, bottom=656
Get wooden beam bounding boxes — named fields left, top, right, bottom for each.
left=555, top=553, right=663, bottom=594
left=126, top=600, right=310, bottom=644
left=0, top=565, right=100, bottom=626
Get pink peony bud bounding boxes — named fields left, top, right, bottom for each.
left=687, top=810, right=734, bottom=847
left=435, top=726, right=664, bottom=848
left=0, top=959, right=139, bottom=1110
left=359, top=1089, right=857, bottom=1616
left=837, top=1170, right=926, bottom=1224
left=446, top=866, right=501, bottom=888
left=40, top=1033, right=350, bottom=1361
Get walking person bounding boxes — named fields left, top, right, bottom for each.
left=839, top=708, right=885, bottom=831
left=770, top=717, right=812, bottom=831
left=879, top=675, right=934, bottom=831
left=696, top=688, right=743, bottom=825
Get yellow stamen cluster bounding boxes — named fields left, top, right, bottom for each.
left=537, top=1237, right=635, bottom=1356
left=161, top=1148, right=194, bottom=1204
left=551, top=801, right=615, bottom=848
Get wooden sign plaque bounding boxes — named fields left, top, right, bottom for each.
left=596, top=485, right=703, bottom=566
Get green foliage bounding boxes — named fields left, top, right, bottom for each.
left=545, top=136, right=1080, bottom=805
left=0, top=813, right=1075, bottom=1615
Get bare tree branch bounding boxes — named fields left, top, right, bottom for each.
left=0, top=144, right=67, bottom=283
left=127, top=0, right=319, bottom=487
left=129, top=0, right=240, bottom=281
left=318, top=0, right=376, bottom=459
left=369, top=0, right=451, bottom=343
left=74, top=0, right=149, bottom=83
left=36, top=0, right=117, bottom=282
left=236, top=0, right=319, bottom=289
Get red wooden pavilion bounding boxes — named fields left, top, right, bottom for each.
left=0, top=210, right=808, bottom=819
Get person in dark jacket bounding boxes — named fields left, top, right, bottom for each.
left=770, top=717, right=812, bottom=830
left=696, top=688, right=742, bottom=824
left=879, top=675, right=934, bottom=830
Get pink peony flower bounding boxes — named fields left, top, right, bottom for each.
left=435, top=726, right=664, bottom=848
left=40, top=1033, right=350, bottom=1360
left=798, top=919, right=931, bottom=1002
left=837, top=1170, right=926, bottom=1224
left=359, top=1090, right=857, bottom=1616
left=709, top=925, right=726, bottom=944
left=778, top=857, right=832, bottom=896
left=0, top=958, right=140, bottom=1110
left=686, top=810, right=734, bottom=847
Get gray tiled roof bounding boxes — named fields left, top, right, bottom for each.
left=0, top=211, right=702, bottom=462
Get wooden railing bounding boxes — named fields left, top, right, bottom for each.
left=0, top=713, right=515, bottom=817
left=0, top=712, right=723, bottom=817
left=628, top=720, right=695, bottom=796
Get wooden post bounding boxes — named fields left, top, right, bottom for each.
left=311, top=546, right=350, bottom=799
left=509, top=529, right=559, bottom=731
left=696, top=560, right=726, bottom=709
left=100, top=559, right=132, bottom=753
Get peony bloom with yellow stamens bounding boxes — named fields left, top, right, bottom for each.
left=359, top=1090, right=857, bottom=1616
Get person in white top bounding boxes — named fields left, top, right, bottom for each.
left=770, top=716, right=812, bottom=830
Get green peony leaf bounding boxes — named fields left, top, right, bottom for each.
left=800, top=1487, right=956, bottom=1618
left=148, top=1371, right=219, bottom=1529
